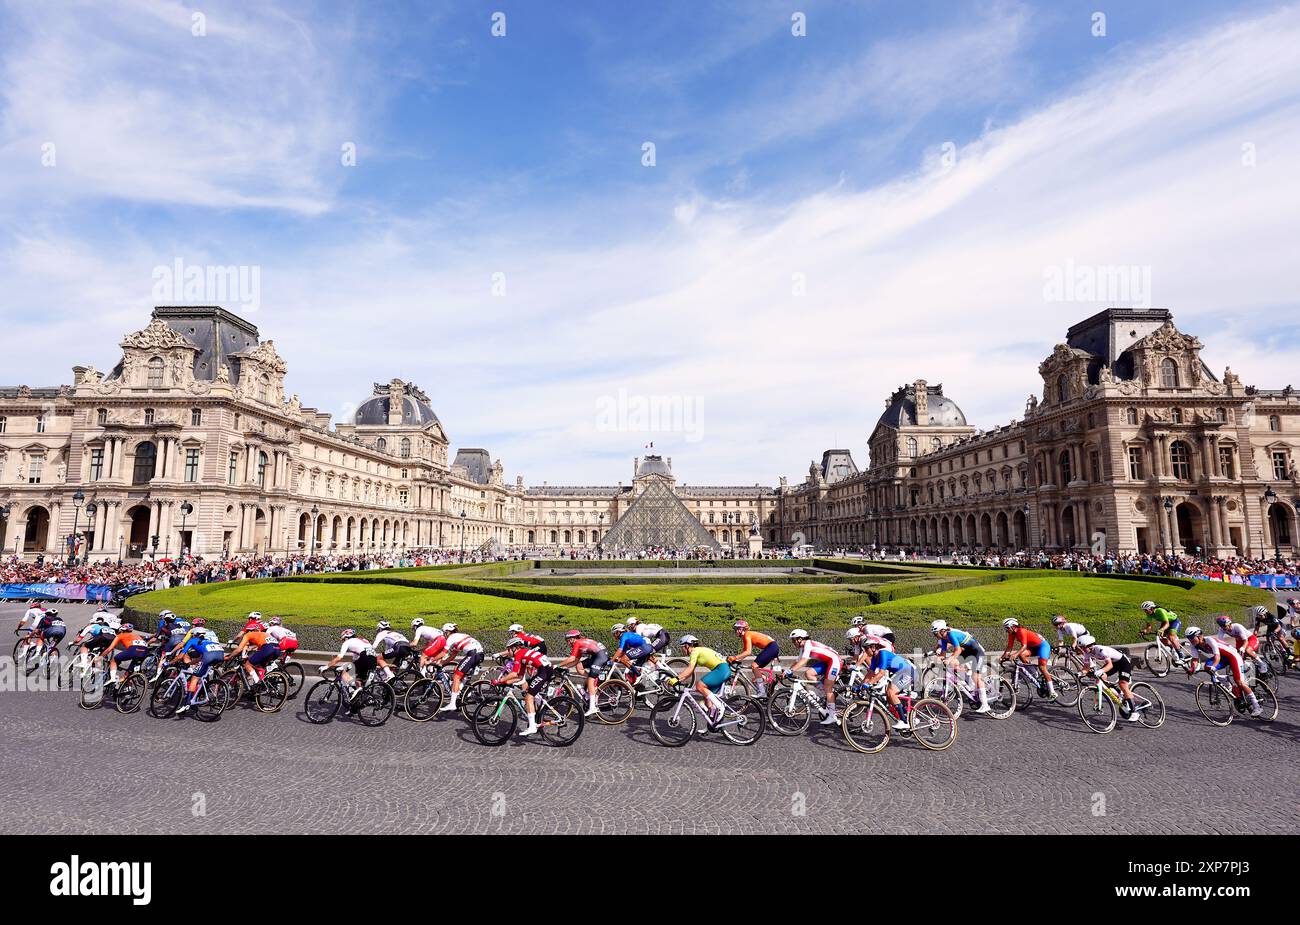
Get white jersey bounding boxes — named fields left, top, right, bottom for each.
left=637, top=623, right=664, bottom=639
left=1086, top=644, right=1125, bottom=664
left=338, top=637, right=377, bottom=659
left=1216, top=623, right=1251, bottom=646
left=412, top=625, right=442, bottom=647
left=862, top=624, right=892, bottom=638
left=373, top=629, right=409, bottom=653
left=20, top=607, right=45, bottom=627
left=445, top=632, right=483, bottom=654
left=267, top=625, right=297, bottom=644
left=1057, top=622, right=1088, bottom=643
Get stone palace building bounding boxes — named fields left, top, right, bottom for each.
left=0, top=305, right=1295, bottom=560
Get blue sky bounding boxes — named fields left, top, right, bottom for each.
left=2, top=0, right=1298, bottom=484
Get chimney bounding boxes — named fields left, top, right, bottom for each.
left=913, top=379, right=928, bottom=424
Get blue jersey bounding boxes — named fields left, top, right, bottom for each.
left=83, top=623, right=112, bottom=639
left=618, top=632, right=652, bottom=655
left=167, top=623, right=191, bottom=647
left=37, top=615, right=66, bottom=632
left=870, top=650, right=913, bottom=674
left=940, top=629, right=979, bottom=652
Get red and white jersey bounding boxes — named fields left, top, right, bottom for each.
left=1215, top=623, right=1251, bottom=646
left=510, top=630, right=545, bottom=649
left=446, top=632, right=483, bottom=655
left=800, top=639, right=841, bottom=667
left=1195, top=636, right=1240, bottom=663
left=412, top=625, right=443, bottom=647
left=338, top=637, right=376, bottom=659
left=267, top=625, right=297, bottom=644
left=510, top=648, right=551, bottom=674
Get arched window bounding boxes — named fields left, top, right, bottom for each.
left=1269, top=415, right=1281, bottom=432
left=258, top=374, right=271, bottom=403
left=1215, top=407, right=1227, bottom=423
left=400, top=437, right=411, bottom=458
left=147, top=356, right=165, bottom=388
left=1125, top=407, right=1138, bottom=425
left=906, top=437, right=917, bottom=457
left=257, top=451, right=268, bottom=487
left=375, top=437, right=387, bottom=452
left=132, top=441, right=157, bottom=484
left=1057, top=375, right=1069, bottom=402
left=1170, top=440, right=1192, bottom=480
left=1159, top=357, right=1179, bottom=388
left=1059, top=450, right=1073, bottom=484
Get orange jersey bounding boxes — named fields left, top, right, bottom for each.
left=740, top=630, right=775, bottom=650
left=243, top=631, right=270, bottom=647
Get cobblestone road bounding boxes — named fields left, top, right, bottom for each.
left=2, top=603, right=1297, bottom=834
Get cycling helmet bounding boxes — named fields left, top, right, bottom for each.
left=732, top=619, right=749, bottom=631
left=93, top=614, right=108, bottom=625
left=247, top=611, right=262, bottom=622
left=192, top=617, right=207, bottom=628
left=159, top=609, right=174, bottom=619
left=845, top=627, right=862, bottom=641
left=850, top=616, right=865, bottom=627
left=861, top=635, right=886, bottom=649
left=1076, top=634, right=1095, bottom=647
left=268, top=616, right=282, bottom=626
left=611, top=623, right=626, bottom=635
left=1215, top=615, right=1231, bottom=628
left=507, top=623, right=523, bottom=634
left=1185, top=626, right=1203, bottom=639
left=1051, top=615, right=1067, bottom=626
left=789, top=628, right=809, bottom=641
left=505, top=637, right=526, bottom=649
left=1140, top=601, right=1156, bottom=612
left=1250, top=605, right=1270, bottom=620
left=376, top=620, right=391, bottom=631
left=1287, top=597, right=1299, bottom=607
left=341, top=628, right=357, bottom=640
left=1002, top=618, right=1020, bottom=630
left=121, top=623, right=134, bottom=632
left=564, top=629, right=583, bottom=640
left=930, top=619, right=948, bottom=634
left=47, top=608, right=58, bottom=617
left=412, top=618, right=425, bottom=629
left=625, top=616, right=640, bottom=628
left=679, top=634, right=699, bottom=647
left=441, top=622, right=458, bottom=633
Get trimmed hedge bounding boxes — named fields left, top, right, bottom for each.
left=274, top=573, right=667, bottom=611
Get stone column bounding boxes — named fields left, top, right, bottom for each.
left=1206, top=497, right=1221, bottom=547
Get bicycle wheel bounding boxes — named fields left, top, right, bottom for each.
left=459, top=679, right=495, bottom=721
left=1144, top=643, right=1169, bottom=678
left=149, top=680, right=182, bottom=718
left=403, top=677, right=445, bottom=721
left=281, top=661, right=305, bottom=697
left=217, top=668, right=244, bottom=712
left=78, top=668, right=106, bottom=710
left=720, top=695, right=765, bottom=746
left=982, top=670, right=1018, bottom=719
left=649, top=694, right=697, bottom=746
left=594, top=677, right=636, bottom=725
left=1130, top=682, right=1165, bottom=728
left=909, top=697, right=957, bottom=750
left=1250, top=680, right=1278, bottom=722
left=355, top=682, right=395, bottom=726
left=1006, top=667, right=1035, bottom=711
left=195, top=679, right=228, bottom=722
left=841, top=698, right=891, bottom=754
left=471, top=694, right=519, bottom=746
left=304, top=679, right=341, bottom=724
left=1194, top=680, right=1233, bottom=726
left=766, top=686, right=814, bottom=735
left=1076, top=683, right=1117, bottom=734
left=538, top=696, right=585, bottom=747
left=116, top=673, right=147, bottom=714
left=255, top=671, right=290, bottom=713
left=922, top=676, right=963, bottom=718
left=1050, top=668, right=1082, bottom=707
left=391, top=668, right=420, bottom=701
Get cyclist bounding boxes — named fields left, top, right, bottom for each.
left=412, top=618, right=445, bottom=670
left=930, top=619, right=991, bottom=713
left=30, top=608, right=66, bottom=658
left=16, top=602, right=47, bottom=636
left=860, top=635, right=917, bottom=730
left=172, top=628, right=227, bottom=715
left=785, top=629, right=841, bottom=725
left=494, top=637, right=554, bottom=736
left=501, top=623, right=547, bottom=656
left=626, top=616, right=669, bottom=653
left=553, top=629, right=609, bottom=717
left=849, top=616, right=896, bottom=646
left=430, top=624, right=485, bottom=713
left=372, top=620, right=412, bottom=678
left=1140, top=601, right=1186, bottom=667
left=321, top=629, right=378, bottom=700
left=72, top=612, right=115, bottom=660
left=610, top=623, right=656, bottom=685
left=265, top=616, right=298, bottom=659
left=1249, top=605, right=1290, bottom=668
left=1002, top=618, right=1056, bottom=697
left=1083, top=641, right=1139, bottom=720
left=675, top=634, right=731, bottom=723
left=729, top=620, right=779, bottom=696
left=102, top=622, right=149, bottom=685
left=230, top=622, right=282, bottom=689
left=1052, top=615, right=1090, bottom=653
left=231, top=611, right=267, bottom=647
left=1184, top=626, right=1261, bottom=717
left=1213, top=615, right=1266, bottom=677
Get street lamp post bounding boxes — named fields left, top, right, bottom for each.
left=459, top=509, right=468, bottom=561
left=1263, top=487, right=1280, bottom=562
left=179, top=501, right=193, bottom=559
left=597, top=512, right=605, bottom=559
left=0, top=503, right=10, bottom=560
left=69, top=489, right=85, bottom=565
left=1163, top=496, right=1175, bottom=557
left=310, top=505, right=319, bottom=558
left=1021, top=502, right=1032, bottom=552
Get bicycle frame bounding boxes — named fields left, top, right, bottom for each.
left=661, top=685, right=747, bottom=732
